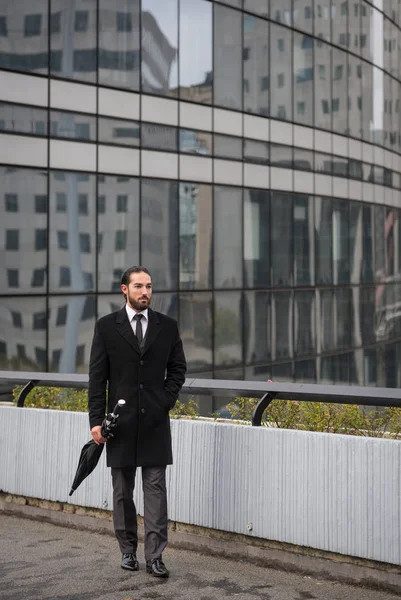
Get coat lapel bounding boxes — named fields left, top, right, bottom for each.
left=142, top=308, right=161, bottom=355
left=115, top=308, right=140, bottom=354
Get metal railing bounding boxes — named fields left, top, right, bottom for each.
left=1, top=369, right=401, bottom=426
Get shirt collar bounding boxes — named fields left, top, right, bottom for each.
left=126, top=304, right=148, bottom=322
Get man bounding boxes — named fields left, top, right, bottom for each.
left=88, top=266, right=186, bottom=578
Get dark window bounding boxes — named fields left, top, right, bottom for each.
left=17, top=344, right=26, bottom=359
left=56, top=193, right=67, bottom=212
left=35, top=347, right=46, bottom=367
left=80, top=233, right=91, bottom=253
left=78, top=194, right=88, bottom=215
left=75, top=11, right=88, bottom=32
left=278, top=38, right=285, bottom=51
left=0, top=16, right=7, bottom=36
left=112, top=269, right=123, bottom=291
left=59, top=267, right=71, bottom=287
left=57, top=231, right=68, bottom=249
left=31, top=268, right=46, bottom=287
left=5, top=194, right=18, bottom=212
left=56, top=305, right=67, bottom=326
left=76, top=344, right=85, bottom=367
left=7, top=269, right=19, bottom=287
left=115, top=230, right=127, bottom=251
left=117, top=12, right=132, bottom=31
left=50, top=12, right=61, bottom=34
left=243, top=47, right=250, bottom=60
left=304, top=6, right=312, bottom=18
left=98, top=232, right=103, bottom=251
left=117, top=195, right=128, bottom=212
left=75, top=122, right=91, bottom=140
left=98, top=195, right=106, bottom=213
left=24, top=14, right=42, bottom=37
left=83, top=272, right=93, bottom=289
left=35, top=195, right=47, bottom=213
left=260, top=76, right=269, bottom=91
left=6, top=230, right=19, bottom=250
left=33, top=312, right=47, bottom=330
left=296, top=68, right=313, bottom=82
left=73, top=49, right=97, bottom=72
left=0, top=341, right=6, bottom=355
left=82, top=296, right=96, bottom=320
left=301, top=35, right=314, bottom=49
left=11, top=311, right=22, bottom=328
left=35, top=229, right=47, bottom=250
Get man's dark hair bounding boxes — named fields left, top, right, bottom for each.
left=121, top=266, right=151, bottom=300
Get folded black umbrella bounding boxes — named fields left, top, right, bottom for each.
left=69, top=399, right=126, bottom=496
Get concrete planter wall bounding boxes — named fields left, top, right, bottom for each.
left=1, top=406, right=400, bottom=565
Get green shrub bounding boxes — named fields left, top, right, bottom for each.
left=12, top=385, right=88, bottom=412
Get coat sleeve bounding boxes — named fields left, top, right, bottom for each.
left=164, top=323, right=187, bottom=410
left=88, top=321, right=109, bottom=429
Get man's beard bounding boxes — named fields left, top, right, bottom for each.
left=127, top=293, right=151, bottom=312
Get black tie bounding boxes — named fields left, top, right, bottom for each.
left=134, top=313, right=143, bottom=345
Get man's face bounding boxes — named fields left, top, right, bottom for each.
left=121, top=272, right=152, bottom=312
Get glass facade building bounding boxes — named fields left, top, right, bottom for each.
left=1, top=0, right=401, bottom=401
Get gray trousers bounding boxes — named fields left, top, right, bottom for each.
left=111, top=466, right=167, bottom=561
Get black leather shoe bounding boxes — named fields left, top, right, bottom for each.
left=121, top=553, right=139, bottom=571
left=146, top=558, right=169, bottom=578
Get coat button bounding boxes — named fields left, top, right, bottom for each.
left=140, top=360, right=144, bottom=366
left=139, top=384, right=143, bottom=389
left=141, top=408, right=145, bottom=414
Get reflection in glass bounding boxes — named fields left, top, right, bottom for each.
left=315, top=197, right=333, bottom=284
left=214, top=3, right=242, bottom=110
left=0, top=103, right=47, bottom=135
left=294, top=359, right=316, bottom=382
left=0, top=297, right=47, bottom=370
left=180, top=292, right=212, bottom=370
left=243, top=139, right=269, bottom=164
left=385, top=342, right=401, bottom=387
left=179, top=182, right=212, bottom=289
left=179, top=0, right=212, bottom=104
left=244, top=188, right=270, bottom=288
left=0, top=0, right=48, bottom=74
left=270, top=22, right=292, bottom=120
left=294, top=195, right=314, bottom=285
left=321, top=354, right=350, bottom=384
left=49, top=171, right=96, bottom=293
left=243, top=14, right=269, bottom=116
left=272, top=292, right=293, bottom=360
left=375, top=205, right=386, bottom=281
left=141, top=0, right=178, bottom=96
left=142, top=122, right=177, bottom=151
left=214, top=186, right=243, bottom=288
left=50, top=0, right=97, bottom=82
left=271, top=192, right=292, bottom=286
left=270, top=144, right=292, bottom=167
left=332, top=200, right=349, bottom=285
left=350, top=202, right=374, bottom=284
left=214, top=135, right=242, bottom=160
left=244, top=291, right=271, bottom=363
left=244, top=0, right=269, bottom=17
left=271, top=0, right=292, bottom=25
left=98, top=118, right=140, bottom=146
left=319, top=289, right=334, bottom=352
left=98, top=0, right=140, bottom=90
left=293, top=147, right=313, bottom=171
left=315, top=40, right=331, bottom=130
left=214, top=292, right=242, bottom=366
left=48, top=295, right=96, bottom=373
left=50, top=111, right=96, bottom=141
left=98, top=176, right=139, bottom=292
left=331, top=47, right=348, bottom=134
left=142, top=179, right=178, bottom=290
left=1, top=167, right=48, bottom=294
left=293, top=31, right=313, bottom=127
left=272, top=362, right=293, bottom=381
left=293, top=0, right=313, bottom=34
left=180, top=129, right=212, bottom=155
left=348, top=53, right=362, bottom=138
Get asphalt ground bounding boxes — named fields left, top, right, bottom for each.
left=0, top=514, right=397, bottom=600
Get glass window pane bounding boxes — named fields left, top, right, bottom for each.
left=215, top=292, right=242, bottom=367
left=179, top=0, right=212, bottom=104
left=0, top=1, right=48, bottom=74
left=98, top=1, right=140, bottom=90
left=179, top=182, right=212, bottom=289
left=319, top=289, right=334, bottom=352
left=272, top=291, right=293, bottom=360
left=295, top=291, right=316, bottom=357
left=315, top=197, right=333, bottom=284
left=348, top=54, right=362, bottom=138
left=141, top=179, right=178, bottom=290
left=244, top=188, right=270, bottom=287
left=270, top=143, right=292, bottom=167
left=315, top=40, right=331, bottom=130
left=141, top=0, right=178, bottom=96
left=332, top=47, right=348, bottom=135
left=180, top=129, right=212, bottom=155
left=214, top=134, right=243, bottom=160
left=180, top=292, right=212, bottom=370
left=270, top=23, right=292, bottom=121
left=315, top=0, right=331, bottom=42
left=50, top=0, right=97, bottom=82
left=293, top=31, right=314, bottom=126
left=214, top=3, right=242, bottom=110
left=375, top=205, right=386, bottom=281
left=294, top=359, right=316, bottom=382
left=1, top=167, right=48, bottom=294
left=0, top=297, right=47, bottom=370
left=50, top=111, right=96, bottom=141
left=48, top=296, right=96, bottom=373
left=243, top=138, right=270, bottom=164
left=49, top=171, right=96, bottom=293
left=214, top=186, right=242, bottom=288
left=0, top=103, right=48, bottom=135
left=141, top=122, right=178, bottom=151
left=350, top=202, right=374, bottom=284
left=271, top=192, right=292, bottom=286
left=244, top=291, right=271, bottom=363
left=332, top=154, right=348, bottom=177
left=98, top=118, right=140, bottom=146
left=315, top=152, right=332, bottom=174
left=294, top=194, right=314, bottom=285
left=332, top=199, right=350, bottom=284
left=244, top=0, right=269, bottom=17
left=293, top=147, right=313, bottom=171
left=272, top=362, right=293, bottom=381
left=98, top=176, right=139, bottom=292
left=335, top=288, right=352, bottom=349
left=243, top=15, right=269, bottom=116
left=271, top=0, right=292, bottom=25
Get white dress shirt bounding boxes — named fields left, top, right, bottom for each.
left=125, top=305, right=149, bottom=339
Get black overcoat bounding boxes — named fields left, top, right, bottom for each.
left=88, top=307, right=187, bottom=468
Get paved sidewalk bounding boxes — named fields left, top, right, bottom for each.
left=0, top=514, right=397, bottom=600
